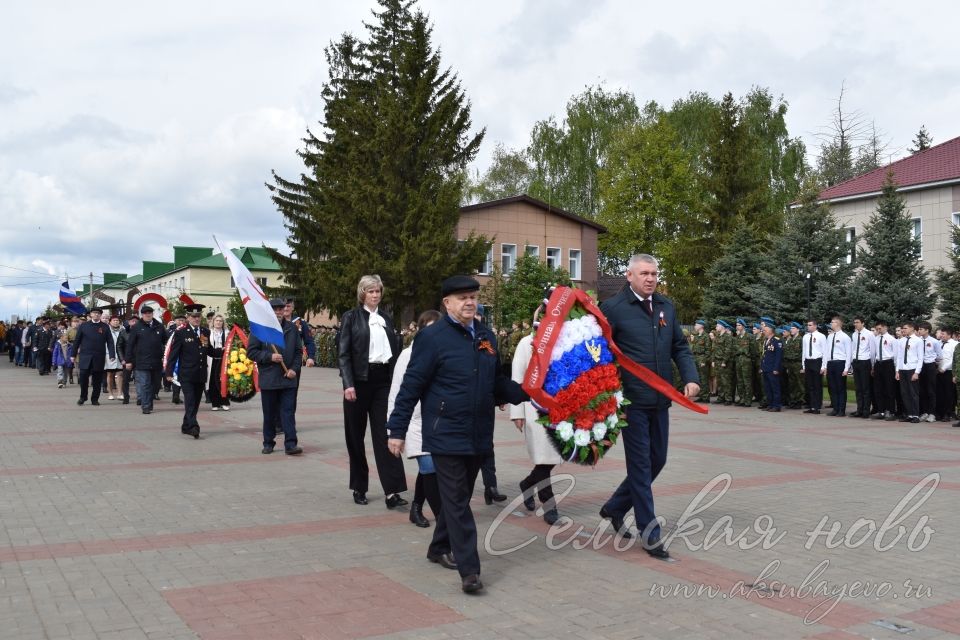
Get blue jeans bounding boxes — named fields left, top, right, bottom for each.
left=135, top=369, right=162, bottom=411
left=15, top=345, right=22, bottom=365
left=602, top=406, right=670, bottom=543
left=261, top=387, right=298, bottom=450
left=416, top=454, right=435, bottom=474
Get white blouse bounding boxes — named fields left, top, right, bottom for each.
left=367, top=308, right=392, bottom=364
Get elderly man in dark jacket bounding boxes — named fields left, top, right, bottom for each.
left=387, top=276, right=528, bottom=594
left=125, top=306, right=167, bottom=414
left=72, top=308, right=116, bottom=405
left=599, top=254, right=699, bottom=560
left=248, top=298, right=304, bottom=455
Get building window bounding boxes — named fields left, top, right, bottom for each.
left=256, top=277, right=267, bottom=287
left=546, top=247, right=561, bottom=270
left=844, top=227, right=856, bottom=265
left=569, top=249, right=581, bottom=280
left=230, top=277, right=235, bottom=288
left=952, top=213, right=960, bottom=252
left=180, top=276, right=185, bottom=290
left=478, top=247, right=493, bottom=275
left=525, top=245, right=539, bottom=259
left=501, top=244, right=517, bottom=273
left=913, top=218, right=922, bottom=258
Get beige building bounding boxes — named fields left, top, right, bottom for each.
left=820, top=136, right=960, bottom=271
left=80, top=246, right=284, bottom=317
left=457, top=194, right=605, bottom=292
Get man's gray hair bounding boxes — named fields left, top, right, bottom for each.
left=628, top=254, right=659, bottom=268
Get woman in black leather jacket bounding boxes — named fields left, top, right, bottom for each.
left=338, top=275, right=408, bottom=508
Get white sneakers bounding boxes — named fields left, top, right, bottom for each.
left=211, top=406, right=220, bottom=411
left=222, top=406, right=230, bottom=411
left=926, top=414, right=936, bottom=423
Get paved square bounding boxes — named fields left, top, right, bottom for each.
left=1, top=361, right=958, bottom=639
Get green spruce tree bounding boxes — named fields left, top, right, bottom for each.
left=746, top=180, right=854, bottom=321
left=935, top=223, right=960, bottom=329
left=849, top=173, right=935, bottom=324
left=267, top=0, right=489, bottom=318
left=909, top=126, right=933, bottom=154
left=701, top=224, right=770, bottom=321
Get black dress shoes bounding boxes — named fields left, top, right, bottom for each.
left=461, top=574, right=483, bottom=593
left=427, top=551, right=457, bottom=570
left=77, top=399, right=85, bottom=405
left=285, top=446, right=303, bottom=455
left=409, top=502, right=430, bottom=528
left=484, top=486, right=507, bottom=505
left=181, top=426, right=199, bottom=439
left=385, top=494, right=408, bottom=509
left=353, top=491, right=368, bottom=505
left=543, top=509, right=560, bottom=525
left=827, top=410, right=838, bottom=416
left=599, top=507, right=633, bottom=538
left=91, top=400, right=100, bottom=406
left=645, top=539, right=671, bottom=560
left=518, top=480, right=535, bottom=511
left=261, top=445, right=274, bottom=454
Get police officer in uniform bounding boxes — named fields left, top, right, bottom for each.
left=73, top=307, right=116, bottom=406
left=760, top=324, right=783, bottom=411
left=165, top=304, right=209, bottom=439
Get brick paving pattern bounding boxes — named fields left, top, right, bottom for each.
left=1, top=361, right=958, bottom=639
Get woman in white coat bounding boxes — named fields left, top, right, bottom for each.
left=511, top=317, right=564, bottom=525
left=388, top=310, right=443, bottom=529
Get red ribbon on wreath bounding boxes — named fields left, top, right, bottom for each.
left=522, top=286, right=707, bottom=415
left=220, top=324, right=259, bottom=400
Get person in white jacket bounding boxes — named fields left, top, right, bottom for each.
left=510, top=312, right=564, bottom=525
left=387, top=310, right=444, bottom=533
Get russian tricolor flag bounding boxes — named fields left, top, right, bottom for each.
left=59, top=281, right=87, bottom=315
left=214, top=237, right=284, bottom=347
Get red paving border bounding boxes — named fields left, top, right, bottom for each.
left=164, top=567, right=465, bottom=640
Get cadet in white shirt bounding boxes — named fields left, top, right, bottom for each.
left=894, top=321, right=923, bottom=423
left=936, top=327, right=957, bottom=422
left=801, top=320, right=827, bottom=414
left=849, top=317, right=876, bottom=418
left=871, top=321, right=899, bottom=421
left=825, top=316, right=853, bottom=416
left=916, top=321, right=942, bottom=422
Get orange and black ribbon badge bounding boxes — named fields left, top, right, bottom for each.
left=477, top=339, right=495, bottom=355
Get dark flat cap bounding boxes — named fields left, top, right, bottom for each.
left=184, top=303, right=206, bottom=315
left=269, top=298, right=286, bottom=308
left=441, top=275, right=480, bottom=297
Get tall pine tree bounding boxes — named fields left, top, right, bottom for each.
left=746, top=181, right=854, bottom=321
left=849, top=173, right=935, bottom=325
left=701, top=224, right=771, bottom=321
left=267, top=0, right=489, bottom=317
left=935, top=223, right=960, bottom=329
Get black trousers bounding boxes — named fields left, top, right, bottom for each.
left=121, top=367, right=132, bottom=401
left=826, top=360, right=847, bottom=413
left=521, top=464, right=556, bottom=507
left=208, top=358, right=229, bottom=408
left=429, top=453, right=482, bottom=577
left=936, top=371, right=956, bottom=419
left=78, top=369, right=104, bottom=403
left=479, top=450, right=498, bottom=489
left=343, top=366, right=407, bottom=495
left=874, top=360, right=897, bottom=414
left=37, top=349, right=51, bottom=375
left=919, top=362, right=938, bottom=416
left=413, top=470, right=442, bottom=519
left=851, top=360, right=872, bottom=415
left=180, top=379, right=204, bottom=429
left=804, top=359, right=823, bottom=409
left=898, top=369, right=920, bottom=418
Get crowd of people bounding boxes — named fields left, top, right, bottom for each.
left=686, top=316, right=960, bottom=424
left=6, top=259, right=955, bottom=597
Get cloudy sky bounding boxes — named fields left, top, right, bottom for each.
left=2, top=0, right=958, bottom=319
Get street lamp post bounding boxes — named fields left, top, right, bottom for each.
left=797, top=262, right=821, bottom=320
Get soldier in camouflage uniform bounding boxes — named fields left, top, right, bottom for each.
left=713, top=320, right=733, bottom=404
left=690, top=319, right=712, bottom=403
left=733, top=319, right=753, bottom=406
left=784, top=321, right=804, bottom=408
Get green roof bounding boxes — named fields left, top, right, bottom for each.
left=173, top=246, right=214, bottom=268
left=187, top=247, right=281, bottom=271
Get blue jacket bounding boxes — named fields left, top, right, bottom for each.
left=248, top=319, right=303, bottom=390
left=386, top=316, right=528, bottom=455
left=600, top=288, right=698, bottom=409
left=761, top=336, right=783, bottom=373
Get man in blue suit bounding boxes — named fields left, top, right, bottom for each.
left=760, top=324, right=784, bottom=412
left=599, top=254, right=699, bottom=560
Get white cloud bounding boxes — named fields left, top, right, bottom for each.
left=2, top=0, right=960, bottom=318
